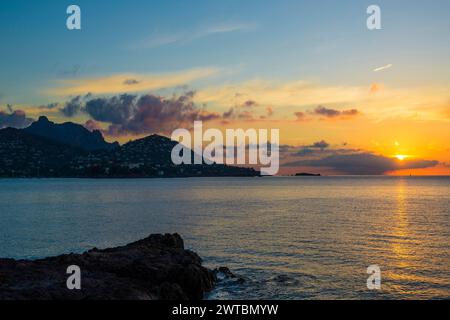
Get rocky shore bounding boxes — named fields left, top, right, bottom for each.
left=0, top=233, right=216, bottom=300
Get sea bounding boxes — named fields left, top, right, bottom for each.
left=0, top=176, right=449, bottom=299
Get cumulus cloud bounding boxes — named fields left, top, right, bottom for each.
left=287, top=152, right=438, bottom=175
left=85, top=94, right=136, bottom=124
left=0, top=109, right=34, bottom=129
left=65, top=91, right=221, bottom=136
left=60, top=96, right=84, bottom=117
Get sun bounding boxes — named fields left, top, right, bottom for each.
left=395, top=155, right=408, bottom=161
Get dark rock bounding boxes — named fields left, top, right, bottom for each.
left=236, top=277, right=246, bottom=284
left=213, top=266, right=236, bottom=279
left=0, top=233, right=216, bottom=300
left=212, top=267, right=246, bottom=288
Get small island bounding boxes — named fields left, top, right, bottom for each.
left=295, top=172, right=321, bottom=177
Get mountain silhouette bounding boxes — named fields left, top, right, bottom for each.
left=0, top=119, right=260, bottom=178
left=0, top=127, right=84, bottom=177
left=86, top=134, right=258, bottom=177
left=24, top=116, right=118, bottom=151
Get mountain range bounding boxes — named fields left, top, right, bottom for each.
left=0, top=117, right=259, bottom=178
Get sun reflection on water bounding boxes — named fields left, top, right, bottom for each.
left=391, top=178, right=411, bottom=265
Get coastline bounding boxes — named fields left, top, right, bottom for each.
left=0, top=233, right=216, bottom=300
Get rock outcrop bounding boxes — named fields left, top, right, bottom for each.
left=0, top=234, right=216, bottom=300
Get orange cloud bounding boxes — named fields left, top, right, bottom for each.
left=370, top=83, right=383, bottom=94
left=44, top=68, right=220, bottom=96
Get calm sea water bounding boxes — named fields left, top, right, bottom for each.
left=0, top=177, right=449, bottom=299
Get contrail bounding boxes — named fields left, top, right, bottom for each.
left=373, top=64, right=393, bottom=72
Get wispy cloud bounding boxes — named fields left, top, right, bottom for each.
left=196, top=80, right=366, bottom=110
left=133, top=22, right=257, bottom=49
left=195, top=79, right=449, bottom=122
left=373, top=64, right=393, bottom=72
left=44, top=68, right=220, bottom=96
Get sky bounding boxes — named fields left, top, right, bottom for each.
left=0, top=0, right=449, bottom=175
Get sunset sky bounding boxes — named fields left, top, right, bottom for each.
left=0, top=0, right=449, bottom=175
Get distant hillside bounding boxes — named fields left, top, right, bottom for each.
left=0, top=120, right=259, bottom=178
left=24, top=116, right=118, bottom=152
left=0, top=128, right=85, bottom=177
left=69, top=134, right=259, bottom=178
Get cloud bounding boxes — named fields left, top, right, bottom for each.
left=295, top=148, right=318, bottom=156
left=85, top=94, right=137, bottom=124
left=294, top=140, right=330, bottom=156
left=273, top=140, right=361, bottom=160
left=123, top=79, right=140, bottom=85
left=45, top=68, right=219, bottom=96
left=133, top=22, right=256, bottom=49
left=243, top=100, right=258, bottom=108
left=369, top=83, right=383, bottom=94
left=261, top=106, right=274, bottom=119
left=68, top=91, right=221, bottom=136
left=84, top=119, right=103, bottom=132
left=307, top=140, right=330, bottom=149
left=222, top=99, right=261, bottom=121
left=196, top=79, right=448, bottom=123
left=0, top=109, right=34, bottom=129
left=38, top=102, right=60, bottom=110
left=287, top=152, right=438, bottom=175
left=196, top=80, right=367, bottom=110
left=60, top=96, right=84, bottom=117
left=373, top=64, right=393, bottom=72
left=341, top=109, right=359, bottom=116
left=292, top=106, right=360, bottom=121
left=312, top=106, right=360, bottom=118
left=294, top=111, right=306, bottom=121
left=313, top=106, right=340, bottom=117
left=222, top=108, right=252, bottom=120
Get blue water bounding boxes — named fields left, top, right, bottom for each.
left=0, top=177, right=449, bottom=299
